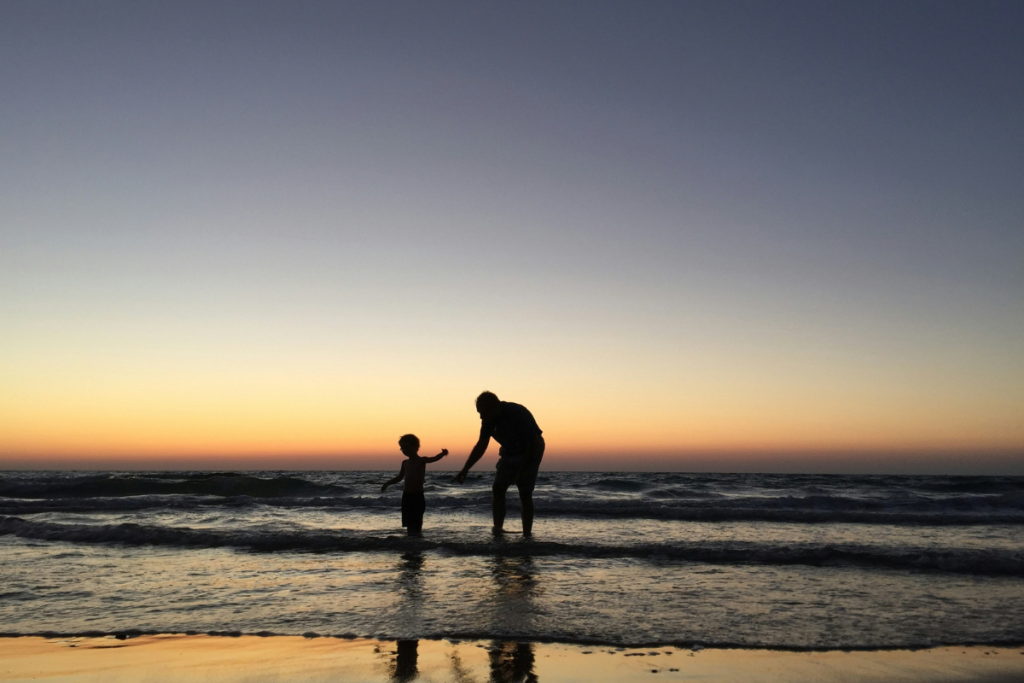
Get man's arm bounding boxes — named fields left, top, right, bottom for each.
left=381, top=461, right=406, bottom=492
left=455, top=438, right=489, bottom=483
left=424, top=448, right=449, bottom=463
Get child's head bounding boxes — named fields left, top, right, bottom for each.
left=398, top=434, right=420, bottom=456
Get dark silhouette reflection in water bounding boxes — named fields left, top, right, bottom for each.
left=399, top=551, right=425, bottom=597
left=490, top=555, right=539, bottom=630
left=488, top=640, right=537, bottom=683
left=390, top=639, right=419, bottom=683
left=491, top=555, right=538, bottom=601
left=394, top=550, right=425, bottom=636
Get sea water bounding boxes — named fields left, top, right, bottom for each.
left=1, top=471, right=1022, bottom=648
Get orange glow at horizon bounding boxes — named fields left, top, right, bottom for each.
left=3, top=367, right=1022, bottom=461
left=4, top=292, right=1022, bottom=467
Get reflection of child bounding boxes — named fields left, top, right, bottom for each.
left=381, top=434, right=448, bottom=535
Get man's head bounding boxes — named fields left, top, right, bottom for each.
left=476, top=391, right=501, bottom=421
left=398, top=434, right=420, bottom=456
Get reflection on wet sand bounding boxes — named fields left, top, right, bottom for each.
left=488, top=640, right=537, bottom=683
left=5, top=636, right=1024, bottom=683
left=391, top=639, right=418, bottom=682
left=445, top=639, right=538, bottom=683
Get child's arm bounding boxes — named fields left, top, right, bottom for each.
left=381, top=461, right=406, bottom=492
left=424, top=448, right=449, bottom=463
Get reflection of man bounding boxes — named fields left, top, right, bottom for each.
left=455, top=391, right=544, bottom=536
left=489, top=641, right=538, bottom=683
left=391, top=640, right=418, bottom=683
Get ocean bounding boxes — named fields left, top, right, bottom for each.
left=1, top=471, right=1022, bottom=649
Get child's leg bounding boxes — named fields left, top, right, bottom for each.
left=401, top=493, right=412, bottom=528
left=407, top=492, right=425, bottom=534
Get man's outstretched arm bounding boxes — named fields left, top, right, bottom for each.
left=455, top=438, right=489, bottom=483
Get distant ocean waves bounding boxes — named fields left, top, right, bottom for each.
left=0, top=472, right=351, bottom=499
left=2, top=471, right=1022, bottom=525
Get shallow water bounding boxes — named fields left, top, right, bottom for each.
left=1, top=471, right=1023, bottom=647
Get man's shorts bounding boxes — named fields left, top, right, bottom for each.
left=493, top=438, right=545, bottom=495
left=401, top=491, right=425, bottom=530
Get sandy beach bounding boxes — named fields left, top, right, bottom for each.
left=2, top=635, right=1023, bottom=683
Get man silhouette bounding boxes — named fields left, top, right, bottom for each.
left=455, top=391, right=545, bottom=536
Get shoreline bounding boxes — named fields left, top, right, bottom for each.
left=3, top=635, right=1024, bottom=683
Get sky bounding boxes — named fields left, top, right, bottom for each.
left=1, top=1, right=1022, bottom=473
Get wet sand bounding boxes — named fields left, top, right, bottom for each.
left=2, top=635, right=1023, bottom=682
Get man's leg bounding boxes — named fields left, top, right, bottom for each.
left=516, top=442, right=544, bottom=537
left=492, top=467, right=515, bottom=533
left=519, top=491, right=535, bottom=537
left=492, top=479, right=511, bottom=532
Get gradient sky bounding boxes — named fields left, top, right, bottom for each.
left=2, top=1, right=1022, bottom=472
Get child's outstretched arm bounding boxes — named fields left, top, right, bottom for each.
left=381, top=461, right=406, bottom=493
left=424, top=448, right=449, bottom=463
